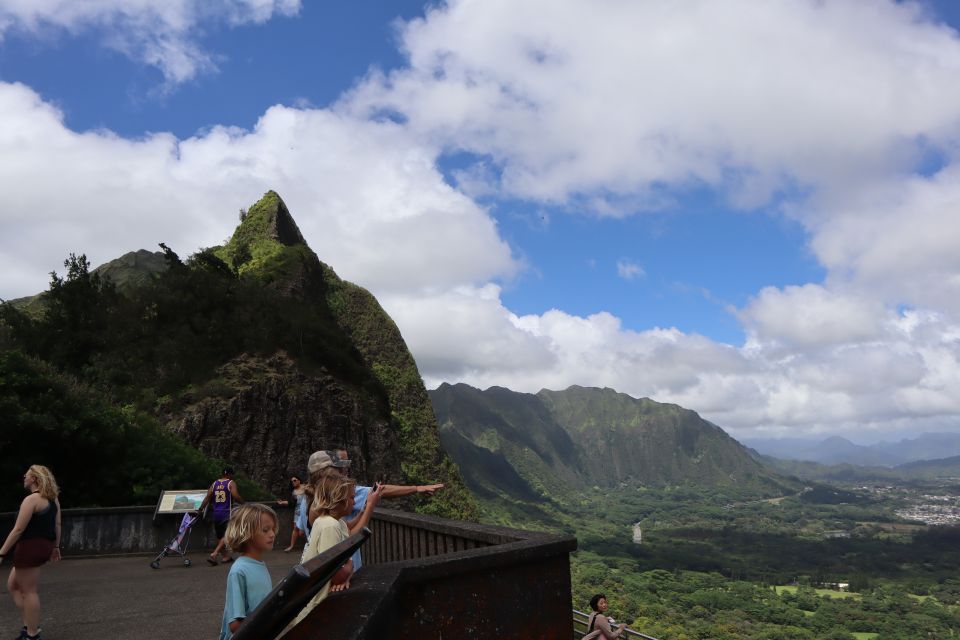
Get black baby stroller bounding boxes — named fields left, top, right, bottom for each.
left=151, top=512, right=200, bottom=569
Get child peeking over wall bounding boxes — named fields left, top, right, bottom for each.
left=285, top=473, right=381, bottom=630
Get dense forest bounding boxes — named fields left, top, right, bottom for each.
left=0, top=249, right=308, bottom=507
left=500, top=483, right=960, bottom=639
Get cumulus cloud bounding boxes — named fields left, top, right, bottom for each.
left=348, top=0, right=960, bottom=209
left=0, top=81, right=516, bottom=302
left=616, top=259, right=644, bottom=281
left=739, top=284, right=887, bottom=349
left=806, top=164, right=960, bottom=316
left=0, top=0, right=301, bottom=86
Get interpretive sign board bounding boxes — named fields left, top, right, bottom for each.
left=153, top=489, right=208, bottom=519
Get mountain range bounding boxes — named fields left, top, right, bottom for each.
left=743, top=432, right=960, bottom=467
left=430, top=383, right=794, bottom=509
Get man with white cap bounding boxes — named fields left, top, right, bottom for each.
left=306, top=449, right=444, bottom=570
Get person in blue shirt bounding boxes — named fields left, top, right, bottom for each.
left=219, top=503, right=277, bottom=640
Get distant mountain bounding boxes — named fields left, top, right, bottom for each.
left=895, top=455, right=960, bottom=479
left=743, top=432, right=960, bottom=467
left=94, top=249, right=169, bottom=291
left=756, top=449, right=960, bottom=484
left=889, top=433, right=960, bottom=462
left=757, top=455, right=900, bottom=484
left=430, top=383, right=793, bottom=505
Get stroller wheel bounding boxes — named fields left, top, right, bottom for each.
left=183, top=559, right=192, bottom=567
left=150, top=561, right=161, bottom=569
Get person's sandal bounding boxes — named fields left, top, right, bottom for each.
left=206, top=555, right=218, bottom=566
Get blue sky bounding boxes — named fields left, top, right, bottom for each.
left=2, top=0, right=960, bottom=441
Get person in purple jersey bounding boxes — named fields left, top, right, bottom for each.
left=198, top=466, right=244, bottom=565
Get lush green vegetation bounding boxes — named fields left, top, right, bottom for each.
left=0, top=349, right=267, bottom=509
left=572, top=555, right=959, bottom=640
left=479, top=482, right=960, bottom=638
left=322, top=268, right=478, bottom=520
left=1, top=249, right=378, bottom=408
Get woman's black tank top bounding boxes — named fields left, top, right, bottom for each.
left=22, top=499, right=57, bottom=541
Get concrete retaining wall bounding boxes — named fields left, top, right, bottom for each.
left=0, top=503, right=296, bottom=556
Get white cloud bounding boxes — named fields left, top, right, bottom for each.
left=348, top=0, right=960, bottom=209
left=807, top=164, right=960, bottom=316
left=740, top=284, right=886, bottom=349
left=0, top=0, right=301, bottom=86
left=616, top=258, right=644, bottom=281
left=0, top=82, right=516, bottom=303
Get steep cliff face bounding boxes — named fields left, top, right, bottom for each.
left=172, top=352, right=401, bottom=498
left=431, top=383, right=792, bottom=505
left=538, top=385, right=771, bottom=488
left=320, top=270, right=477, bottom=518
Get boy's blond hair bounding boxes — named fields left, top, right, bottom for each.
left=310, top=474, right=354, bottom=518
left=28, top=465, right=59, bottom=501
left=224, top=503, right=278, bottom=552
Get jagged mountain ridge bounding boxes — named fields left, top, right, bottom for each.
left=431, top=383, right=791, bottom=504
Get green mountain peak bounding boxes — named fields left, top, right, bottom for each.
left=236, top=190, right=306, bottom=247
left=215, top=190, right=317, bottom=292
left=216, top=191, right=307, bottom=275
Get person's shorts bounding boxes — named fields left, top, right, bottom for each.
left=13, top=538, right=54, bottom=568
left=214, top=519, right=228, bottom=539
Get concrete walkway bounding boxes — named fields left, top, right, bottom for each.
left=1, top=549, right=301, bottom=640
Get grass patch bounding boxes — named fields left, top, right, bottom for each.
left=774, top=585, right=861, bottom=600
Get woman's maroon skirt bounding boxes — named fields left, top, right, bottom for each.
left=13, top=538, right=54, bottom=568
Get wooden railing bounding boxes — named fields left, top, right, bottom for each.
left=364, top=506, right=524, bottom=564
left=284, top=507, right=578, bottom=640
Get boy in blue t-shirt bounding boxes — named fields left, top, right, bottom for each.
left=219, top=503, right=277, bottom=640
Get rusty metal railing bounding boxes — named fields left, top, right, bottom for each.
left=573, top=608, right=660, bottom=640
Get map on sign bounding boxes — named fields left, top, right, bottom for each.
left=154, top=489, right=208, bottom=517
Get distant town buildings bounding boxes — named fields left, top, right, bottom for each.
left=895, top=495, right=960, bottom=526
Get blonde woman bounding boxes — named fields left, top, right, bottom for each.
left=0, top=465, right=62, bottom=640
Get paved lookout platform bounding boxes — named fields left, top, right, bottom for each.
left=1, top=506, right=577, bottom=639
